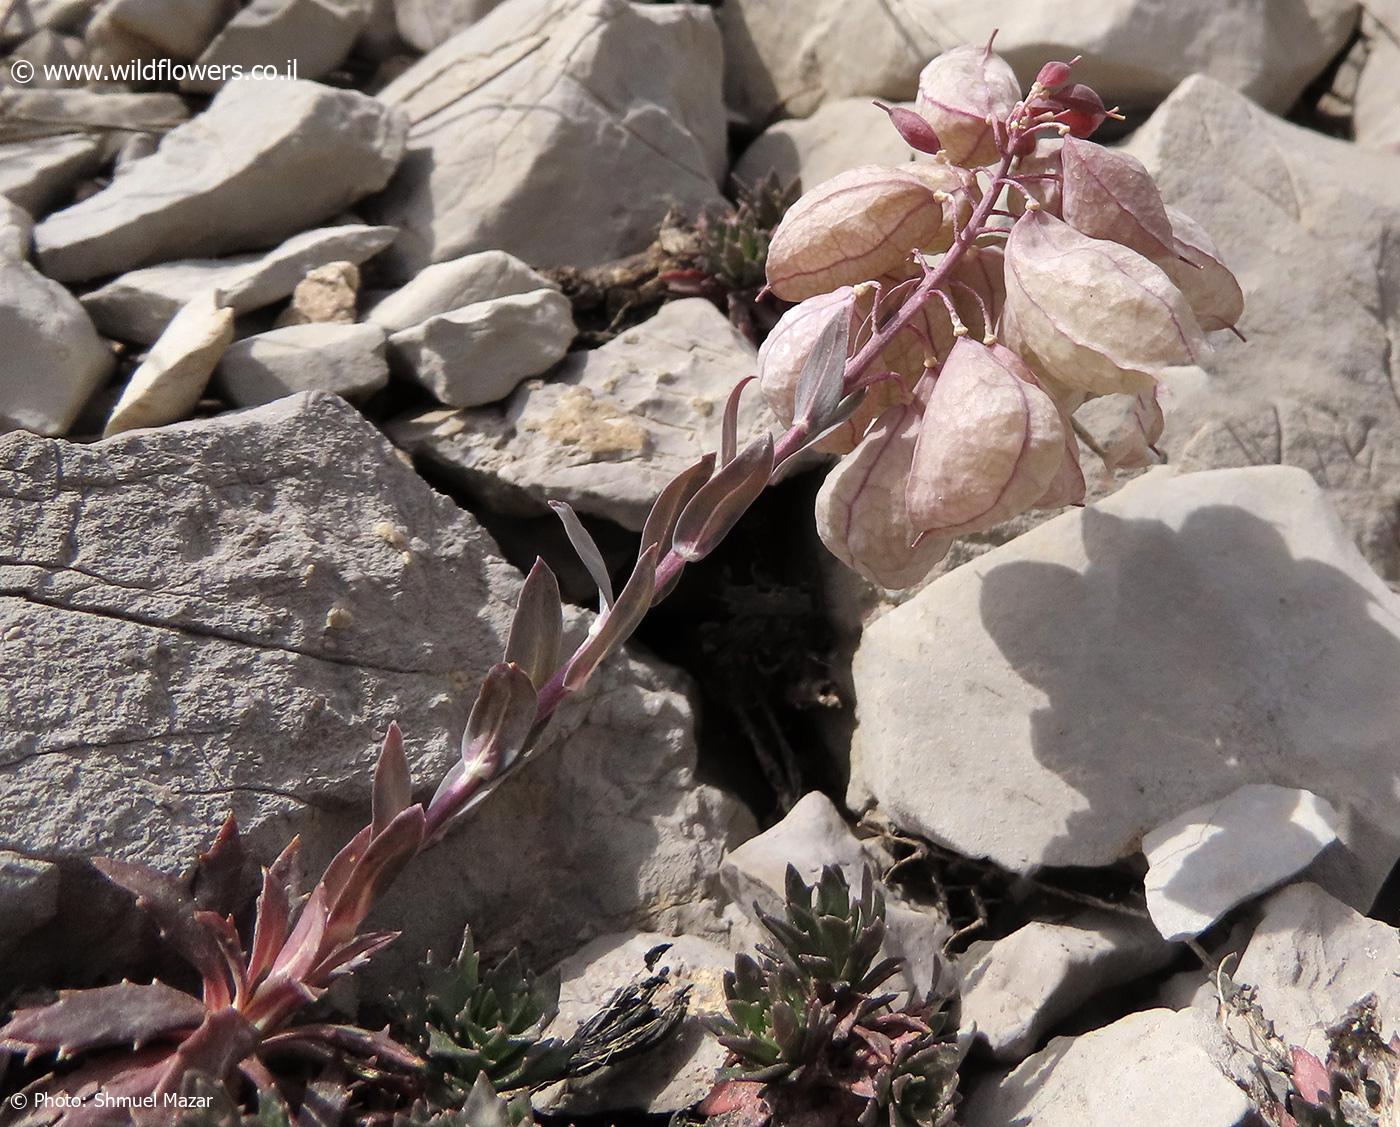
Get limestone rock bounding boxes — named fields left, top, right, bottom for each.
left=387, top=288, right=576, bottom=408
left=389, top=299, right=773, bottom=531
left=540, top=931, right=731, bottom=1115
left=80, top=224, right=397, bottom=344
left=963, top=1008, right=1255, bottom=1127
left=34, top=79, right=407, bottom=283
left=371, top=0, right=725, bottom=278
left=394, top=0, right=502, bottom=50
left=1143, top=784, right=1342, bottom=942
left=0, top=392, right=753, bottom=990
left=1227, top=883, right=1400, bottom=1057
left=850, top=466, right=1400, bottom=911
left=1354, top=10, right=1400, bottom=152
left=7, top=29, right=86, bottom=87
left=104, top=291, right=235, bottom=436
left=0, top=255, right=114, bottom=436
left=189, top=0, right=372, bottom=91
left=0, top=0, right=100, bottom=46
left=365, top=249, right=555, bottom=335
left=1124, top=76, right=1400, bottom=582
left=719, top=0, right=1356, bottom=126
left=0, top=135, right=103, bottom=217
left=0, top=87, right=188, bottom=144
left=958, top=914, right=1173, bottom=1063
left=1, top=197, right=33, bottom=260
left=85, top=0, right=236, bottom=64
left=217, top=322, right=389, bottom=407
left=732, top=98, right=915, bottom=192
left=274, top=260, right=360, bottom=327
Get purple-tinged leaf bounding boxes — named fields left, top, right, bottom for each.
left=548, top=500, right=614, bottom=610
left=0, top=981, right=207, bottom=1060
left=504, top=560, right=563, bottom=690
left=562, top=546, right=658, bottom=693
left=639, top=454, right=714, bottom=567
left=192, top=814, right=248, bottom=918
left=791, top=301, right=850, bottom=435
left=307, top=929, right=400, bottom=984
left=246, top=838, right=300, bottom=991
left=371, top=723, right=412, bottom=839
left=22, top=1048, right=174, bottom=1125
left=153, top=1008, right=258, bottom=1097
left=264, top=881, right=332, bottom=987
left=1290, top=1046, right=1332, bottom=1105
left=873, top=100, right=941, bottom=155
left=458, top=663, right=538, bottom=781
left=193, top=911, right=246, bottom=1010
left=719, top=377, right=755, bottom=468
left=261, top=1023, right=423, bottom=1072
left=322, top=805, right=426, bottom=953
left=673, top=434, right=774, bottom=562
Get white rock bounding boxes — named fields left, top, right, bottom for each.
left=959, top=913, right=1172, bottom=1063
left=0, top=197, right=33, bottom=260
left=1143, top=784, right=1342, bottom=943
left=0, top=0, right=100, bottom=46
left=387, top=288, right=575, bottom=408
left=80, top=225, right=397, bottom=344
left=1354, top=13, right=1400, bottom=152
left=1124, top=76, right=1400, bottom=582
left=0, top=255, right=113, bottom=435
left=217, top=322, right=388, bottom=407
left=34, top=80, right=407, bottom=283
left=389, top=299, right=773, bottom=531
left=1225, top=883, right=1400, bottom=1057
left=541, top=931, right=731, bottom=1115
left=732, top=98, right=915, bottom=191
left=365, top=249, right=555, bottom=334
left=0, top=88, right=188, bottom=144
left=719, top=0, right=1357, bottom=126
left=85, top=0, right=235, bottom=64
left=851, top=466, right=1400, bottom=911
left=8, top=29, right=86, bottom=86
left=963, top=1008, right=1255, bottom=1127
left=188, top=0, right=371, bottom=90
left=104, top=291, right=235, bottom=436
left=394, top=0, right=501, bottom=50
left=0, top=135, right=102, bottom=217
left=371, top=0, right=725, bottom=278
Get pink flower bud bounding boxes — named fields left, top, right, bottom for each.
left=1002, top=209, right=1205, bottom=397
left=815, top=401, right=953, bottom=589
left=1035, top=60, right=1074, bottom=90
left=765, top=163, right=967, bottom=301
left=915, top=45, right=1022, bottom=168
left=1060, top=136, right=1175, bottom=264
left=757, top=287, right=859, bottom=426
left=1160, top=206, right=1244, bottom=333
left=1053, top=83, right=1108, bottom=138
left=873, top=101, right=941, bottom=155
left=906, top=339, right=1066, bottom=536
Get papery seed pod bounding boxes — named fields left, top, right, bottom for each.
left=1161, top=205, right=1244, bottom=333
left=816, top=401, right=953, bottom=590
left=1033, top=419, right=1086, bottom=510
left=1002, top=209, right=1205, bottom=396
left=1007, top=137, right=1063, bottom=218
left=1060, top=136, right=1175, bottom=265
left=906, top=339, right=1065, bottom=536
left=915, top=45, right=1022, bottom=168
left=1098, top=387, right=1166, bottom=471
left=758, top=288, right=859, bottom=426
left=813, top=374, right=907, bottom=456
left=765, top=163, right=966, bottom=301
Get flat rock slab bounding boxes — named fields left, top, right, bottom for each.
left=371, top=0, right=725, bottom=278
left=34, top=79, right=407, bottom=282
left=851, top=465, right=1400, bottom=911
left=1143, top=783, right=1341, bottom=942
left=0, top=392, right=751, bottom=989
left=1125, top=76, right=1400, bottom=582
left=389, top=299, right=773, bottom=531
left=365, top=249, right=555, bottom=335
left=217, top=321, right=389, bottom=406
left=0, top=135, right=103, bottom=217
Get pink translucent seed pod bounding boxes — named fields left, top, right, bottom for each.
left=1160, top=206, right=1245, bottom=333
left=906, top=339, right=1066, bottom=537
left=1060, top=136, right=1175, bottom=265
left=915, top=44, right=1022, bottom=168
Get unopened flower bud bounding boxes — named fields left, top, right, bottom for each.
left=916, top=44, right=1022, bottom=168
left=1035, top=60, right=1074, bottom=90
left=1160, top=206, right=1244, bottom=333
left=1002, top=209, right=1205, bottom=396
left=874, top=101, right=941, bottom=155
left=815, top=401, right=953, bottom=589
left=906, top=339, right=1066, bottom=536
left=1060, top=136, right=1175, bottom=264
left=1052, top=83, right=1109, bottom=138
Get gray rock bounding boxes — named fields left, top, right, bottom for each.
left=217, top=322, right=389, bottom=406
left=0, top=88, right=188, bottom=144
left=1143, top=784, right=1341, bottom=943
left=394, top=0, right=502, bottom=51
left=732, top=98, right=916, bottom=192
left=104, top=291, right=235, bottom=436
left=85, top=0, right=236, bottom=64
left=0, top=0, right=99, bottom=45
left=80, top=224, right=398, bottom=345
left=1124, top=76, right=1400, bottom=582
left=0, top=135, right=103, bottom=217
left=365, top=249, right=555, bottom=335
left=719, top=0, right=1356, bottom=126
left=7, top=29, right=86, bottom=87
left=958, top=914, right=1173, bottom=1063
left=1354, top=9, right=1400, bottom=152
left=0, top=391, right=752, bottom=989
left=389, top=299, right=773, bottom=531
left=0, top=254, right=113, bottom=436
left=850, top=466, right=1400, bottom=911
left=963, top=1008, right=1255, bottom=1127
left=371, top=0, right=725, bottom=278
left=1226, top=883, right=1400, bottom=1057
left=0, top=197, right=33, bottom=260
left=34, top=80, right=407, bottom=283
left=540, top=931, right=731, bottom=1115
left=387, top=288, right=575, bottom=408
left=189, top=0, right=373, bottom=91
left=0, top=853, right=60, bottom=957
